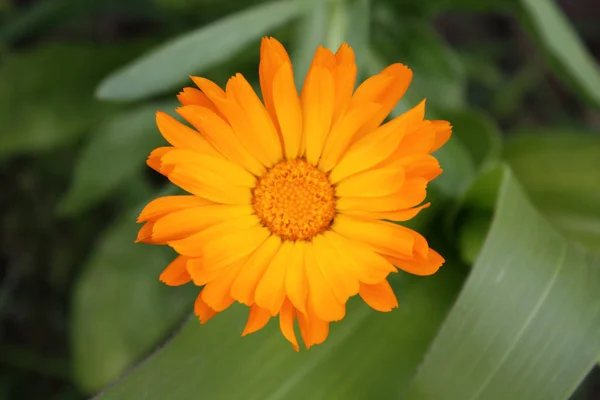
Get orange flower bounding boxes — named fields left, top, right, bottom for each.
left=136, top=37, right=451, bottom=350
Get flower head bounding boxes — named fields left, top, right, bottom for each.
left=136, top=37, right=452, bottom=350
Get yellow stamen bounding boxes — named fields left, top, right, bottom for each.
left=252, top=159, right=336, bottom=241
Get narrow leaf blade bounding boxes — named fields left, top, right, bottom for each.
left=96, top=0, right=300, bottom=101
left=405, top=166, right=600, bottom=400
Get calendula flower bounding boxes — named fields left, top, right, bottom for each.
left=136, top=37, right=451, bottom=351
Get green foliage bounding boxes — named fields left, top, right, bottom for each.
left=72, top=192, right=197, bottom=392
left=91, top=268, right=465, bottom=400
left=504, top=131, right=600, bottom=253
left=0, top=44, right=144, bottom=157
left=4, top=0, right=600, bottom=399
left=518, top=0, right=600, bottom=109
left=96, top=0, right=301, bottom=101
left=58, top=101, right=177, bottom=216
left=406, top=167, right=600, bottom=400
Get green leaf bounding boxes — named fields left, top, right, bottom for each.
left=291, top=0, right=328, bottom=84
left=93, top=266, right=465, bottom=399
left=519, top=0, right=600, bottom=109
left=58, top=101, right=177, bottom=216
left=405, top=166, right=600, bottom=400
left=96, top=0, right=301, bottom=101
left=72, top=191, right=196, bottom=393
left=370, top=23, right=465, bottom=114
left=458, top=210, right=493, bottom=265
left=0, top=44, right=144, bottom=158
left=432, top=109, right=502, bottom=197
left=292, top=0, right=370, bottom=87
left=504, top=131, right=600, bottom=253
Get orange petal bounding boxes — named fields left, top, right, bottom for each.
left=166, top=164, right=252, bottom=205
left=332, top=43, right=357, bottom=124
left=230, top=234, right=282, bottom=305
left=384, top=248, right=445, bottom=276
left=335, top=166, right=405, bottom=198
left=159, top=255, right=192, bottom=286
left=304, top=241, right=345, bottom=322
left=330, top=100, right=426, bottom=183
left=254, top=240, right=293, bottom=315
left=273, top=62, right=302, bottom=159
left=359, top=280, right=398, bottom=312
left=297, top=309, right=329, bottom=349
left=176, top=105, right=265, bottom=176
left=323, top=230, right=395, bottom=284
left=301, top=67, right=334, bottom=164
left=137, top=195, right=214, bottom=223
left=313, top=234, right=359, bottom=303
left=190, top=76, right=227, bottom=103
left=340, top=202, right=431, bottom=222
left=207, top=92, right=272, bottom=168
left=279, top=299, right=299, bottom=351
left=393, top=122, right=436, bottom=158
left=135, top=221, right=155, bottom=243
left=351, top=63, right=413, bottom=140
left=146, top=147, right=171, bottom=172
left=402, top=154, right=443, bottom=181
left=430, top=120, right=452, bottom=153
left=177, top=87, right=219, bottom=113
left=332, top=215, right=414, bottom=259
left=151, top=205, right=253, bottom=243
left=194, top=291, right=217, bottom=324
left=329, top=101, right=425, bottom=184
left=201, top=258, right=245, bottom=312
left=336, top=178, right=428, bottom=213
left=169, top=215, right=261, bottom=257
left=284, top=241, right=308, bottom=314
left=186, top=257, right=219, bottom=286
left=259, top=37, right=292, bottom=134
left=161, top=149, right=256, bottom=187
left=155, top=112, right=219, bottom=155
left=318, top=102, right=381, bottom=172
left=226, top=73, right=282, bottom=165
left=242, top=304, right=272, bottom=336
left=202, top=225, right=271, bottom=272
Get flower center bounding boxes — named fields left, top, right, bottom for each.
left=252, top=159, right=336, bottom=241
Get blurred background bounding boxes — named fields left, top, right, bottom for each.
left=1, top=0, right=600, bottom=399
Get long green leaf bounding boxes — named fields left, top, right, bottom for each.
left=58, top=101, right=177, bottom=216
left=93, top=267, right=464, bottom=399
left=405, top=166, right=600, bottom=400
left=0, top=44, right=144, bottom=158
left=72, top=191, right=195, bottom=393
left=519, top=0, right=600, bottom=109
left=292, top=0, right=370, bottom=87
left=96, top=0, right=300, bottom=101
left=504, top=131, right=600, bottom=254
left=433, top=109, right=502, bottom=197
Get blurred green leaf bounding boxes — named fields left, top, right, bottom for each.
left=504, top=131, right=600, bottom=253
left=519, top=0, right=600, bottom=109
left=72, top=191, right=196, bottom=393
left=492, top=62, right=542, bottom=119
left=293, top=0, right=370, bottom=87
left=431, top=109, right=502, bottom=198
left=458, top=210, right=493, bottom=265
left=405, top=166, right=600, bottom=400
left=0, top=44, right=145, bottom=158
left=96, top=0, right=301, bottom=101
left=375, top=23, right=466, bottom=114
left=291, top=0, right=328, bottom=84
left=92, top=264, right=465, bottom=399
left=58, top=101, right=177, bottom=216
left=0, top=0, right=155, bottom=45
